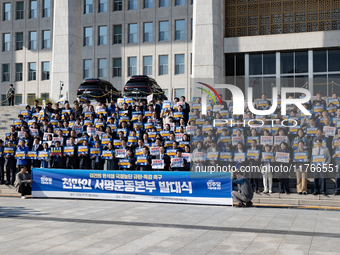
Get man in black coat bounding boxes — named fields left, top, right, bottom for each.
left=153, top=146, right=170, bottom=171
left=170, top=150, right=189, bottom=171
left=180, top=96, right=190, bottom=122
left=135, top=146, right=152, bottom=171
left=5, top=140, right=16, bottom=185
left=91, top=141, right=104, bottom=170
left=150, top=98, right=161, bottom=119
left=30, top=137, right=43, bottom=168
left=64, top=137, right=78, bottom=169
left=78, top=141, right=91, bottom=169
left=51, top=141, right=65, bottom=168
left=0, top=140, right=5, bottom=184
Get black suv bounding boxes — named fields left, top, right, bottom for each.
left=123, top=75, right=167, bottom=100
left=77, top=79, right=120, bottom=103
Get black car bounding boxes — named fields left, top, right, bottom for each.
left=77, top=79, right=120, bottom=103
left=123, top=75, right=167, bottom=100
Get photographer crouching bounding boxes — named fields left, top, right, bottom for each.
left=15, top=166, right=32, bottom=199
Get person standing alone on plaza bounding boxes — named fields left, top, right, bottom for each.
left=7, top=84, right=15, bottom=106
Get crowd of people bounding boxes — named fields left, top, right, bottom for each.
left=3, top=90, right=340, bottom=200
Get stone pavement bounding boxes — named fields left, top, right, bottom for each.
left=0, top=197, right=340, bottom=255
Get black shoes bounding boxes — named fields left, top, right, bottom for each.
left=334, top=192, right=340, bottom=196
left=236, top=203, right=245, bottom=207
left=245, top=201, right=253, bottom=207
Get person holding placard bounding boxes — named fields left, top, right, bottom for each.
left=234, top=142, right=246, bottom=170
left=261, top=145, right=274, bottom=194
left=136, top=146, right=152, bottom=171
left=103, top=142, right=117, bottom=170
left=123, top=149, right=136, bottom=170
left=78, top=140, right=91, bottom=169
left=16, top=139, right=29, bottom=172
left=170, top=150, right=189, bottom=171
left=292, top=129, right=309, bottom=150
left=64, top=137, right=78, bottom=169
left=311, top=129, right=327, bottom=151
left=274, top=142, right=291, bottom=194
left=40, top=143, right=51, bottom=168
left=30, top=137, right=43, bottom=168
left=246, top=139, right=261, bottom=193
left=91, top=141, right=104, bottom=170
left=5, top=140, right=16, bottom=185
left=293, top=140, right=309, bottom=195
left=0, top=140, right=4, bottom=185
left=312, top=139, right=331, bottom=196
left=191, top=141, right=206, bottom=170
left=153, top=146, right=170, bottom=171
left=332, top=137, right=340, bottom=195
left=51, top=141, right=65, bottom=169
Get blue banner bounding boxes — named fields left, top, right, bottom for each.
left=32, top=168, right=232, bottom=205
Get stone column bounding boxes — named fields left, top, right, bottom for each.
left=192, top=0, right=224, bottom=99
left=51, top=0, right=82, bottom=102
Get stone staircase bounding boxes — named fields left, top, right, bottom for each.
left=0, top=184, right=18, bottom=196
left=0, top=105, right=26, bottom=139
left=252, top=192, right=340, bottom=207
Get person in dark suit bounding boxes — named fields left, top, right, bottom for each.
left=180, top=96, right=190, bottom=122
left=91, top=141, right=104, bottom=170
left=120, top=149, right=136, bottom=170
left=5, top=140, right=16, bottom=185
left=246, top=139, right=261, bottom=193
left=152, top=146, right=170, bottom=171
left=30, top=137, right=43, bottom=168
left=64, top=137, right=78, bottom=169
left=40, top=119, right=50, bottom=134
left=0, top=140, right=5, bottom=184
left=51, top=141, right=65, bottom=168
left=170, top=150, right=189, bottom=171
left=79, top=140, right=91, bottom=169
left=120, top=138, right=131, bottom=151
left=136, top=146, right=152, bottom=171
left=150, top=98, right=161, bottom=119
left=312, top=138, right=331, bottom=195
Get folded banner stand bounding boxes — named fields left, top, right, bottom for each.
left=32, top=168, right=232, bottom=206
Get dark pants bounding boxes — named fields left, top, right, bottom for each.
left=335, top=172, right=340, bottom=193
left=279, top=178, right=290, bottom=193
left=53, top=162, right=62, bottom=169
left=93, top=162, right=103, bottom=170
left=0, top=161, right=4, bottom=183
left=6, top=164, right=16, bottom=184
left=8, top=95, right=14, bottom=106
left=314, top=172, right=326, bottom=193
left=18, top=183, right=31, bottom=196
left=66, top=164, right=76, bottom=169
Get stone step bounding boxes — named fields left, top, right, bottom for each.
left=252, top=195, right=340, bottom=207
left=0, top=185, right=18, bottom=194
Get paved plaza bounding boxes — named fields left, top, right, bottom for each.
left=0, top=197, right=340, bottom=255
